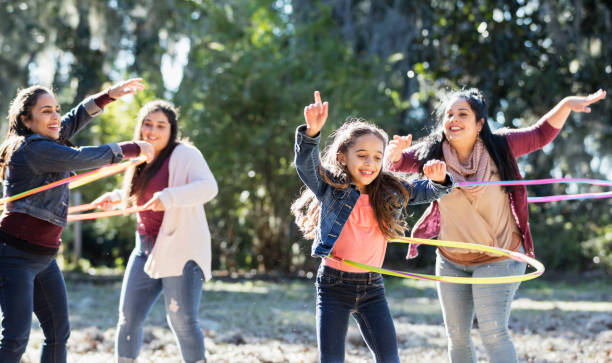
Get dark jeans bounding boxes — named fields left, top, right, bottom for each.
left=316, top=265, right=400, bottom=363
left=0, top=242, right=70, bottom=363
left=116, top=234, right=205, bottom=363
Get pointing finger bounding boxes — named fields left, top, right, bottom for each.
left=314, top=91, right=322, bottom=105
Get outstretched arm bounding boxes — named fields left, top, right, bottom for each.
left=541, top=89, right=606, bottom=129
left=60, top=78, right=147, bottom=140
left=506, top=89, right=606, bottom=157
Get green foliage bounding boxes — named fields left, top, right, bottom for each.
left=0, top=0, right=609, bottom=274
left=581, top=223, right=612, bottom=271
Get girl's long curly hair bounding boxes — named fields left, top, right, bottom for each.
left=291, top=118, right=411, bottom=240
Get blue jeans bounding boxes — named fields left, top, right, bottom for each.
left=436, top=250, right=526, bottom=363
left=316, top=265, right=400, bottom=363
left=0, top=242, right=70, bottom=363
left=116, top=234, right=205, bottom=363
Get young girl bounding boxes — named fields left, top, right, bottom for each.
left=0, top=78, right=153, bottom=363
left=387, top=88, right=606, bottom=363
left=93, top=100, right=217, bottom=363
left=291, top=91, right=453, bottom=362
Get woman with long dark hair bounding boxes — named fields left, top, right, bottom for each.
left=94, top=100, right=217, bottom=363
left=0, top=79, right=153, bottom=363
left=387, top=88, right=606, bottom=363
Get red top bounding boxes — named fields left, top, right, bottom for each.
left=136, top=155, right=170, bottom=240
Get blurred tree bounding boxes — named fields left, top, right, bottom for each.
left=0, top=0, right=609, bottom=273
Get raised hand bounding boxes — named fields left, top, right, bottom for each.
left=387, top=134, right=412, bottom=164
left=423, top=159, right=447, bottom=184
left=304, top=90, right=329, bottom=137
left=563, top=89, right=606, bottom=113
left=135, top=141, right=155, bottom=163
left=107, top=78, right=146, bottom=99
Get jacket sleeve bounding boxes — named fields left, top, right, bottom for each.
left=294, top=125, right=328, bottom=199
left=157, top=146, right=218, bottom=208
left=403, top=174, right=454, bottom=205
left=24, top=139, right=123, bottom=173
left=58, top=96, right=103, bottom=142
left=502, top=119, right=561, bottom=158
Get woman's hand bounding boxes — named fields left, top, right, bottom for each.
left=143, top=193, right=165, bottom=211
left=387, top=134, right=412, bottom=164
left=563, top=89, right=606, bottom=113
left=135, top=141, right=155, bottom=163
left=304, top=91, right=328, bottom=137
left=107, top=78, right=146, bottom=99
left=423, top=159, right=448, bottom=184
left=92, top=192, right=117, bottom=211
left=546, top=89, right=606, bottom=128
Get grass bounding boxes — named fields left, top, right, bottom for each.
left=19, top=272, right=612, bottom=362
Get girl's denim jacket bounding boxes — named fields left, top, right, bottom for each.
left=3, top=97, right=124, bottom=227
left=294, top=125, right=454, bottom=257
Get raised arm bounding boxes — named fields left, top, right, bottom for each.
left=60, top=78, right=146, bottom=140
left=506, top=89, right=606, bottom=157
left=543, top=89, right=606, bottom=129
left=294, top=91, right=330, bottom=198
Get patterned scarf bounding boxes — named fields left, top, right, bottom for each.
left=442, top=138, right=493, bottom=200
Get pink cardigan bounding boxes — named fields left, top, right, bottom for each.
left=391, top=119, right=561, bottom=259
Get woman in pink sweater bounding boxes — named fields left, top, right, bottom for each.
left=387, top=88, right=605, bottom=363
left=94, top=100, right=218, bottom=363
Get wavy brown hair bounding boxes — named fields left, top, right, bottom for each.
left=291, top=118, right=411, bottom=240
left=122, top=100, right=180, bottom=205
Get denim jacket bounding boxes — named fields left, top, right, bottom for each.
left=3, top=96, right=124, bottom=227
left=294, top=125, right=454, bottom=257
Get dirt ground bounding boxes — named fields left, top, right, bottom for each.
left=20, top=273, right=612, bottom=363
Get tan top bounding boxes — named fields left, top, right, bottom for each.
left=438, top=159, right=522, bottom=265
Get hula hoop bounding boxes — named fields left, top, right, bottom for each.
left=334, top=236, right=545, bottom=284
left=68, top=155, right=146, bottom=189
left=457, top=178, right=612, bottom=203
left=0, top=155, right=146, bottom=207
left=67, top=206, right=148, bottom=222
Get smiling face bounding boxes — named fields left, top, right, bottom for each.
left=443, top=97, right=484, bottom=148
left=140, top=110, right=171, bottom=157
left=21, top=92, right=61, bottom=140
left=338, top=133, right=385, bottom=193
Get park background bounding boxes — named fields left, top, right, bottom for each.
left=0, top=0, right=610, bottom=362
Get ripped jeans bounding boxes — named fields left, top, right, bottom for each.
left=436, top=249, right=526, bottom=363
left=116, top=234, right=205, bottom=363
